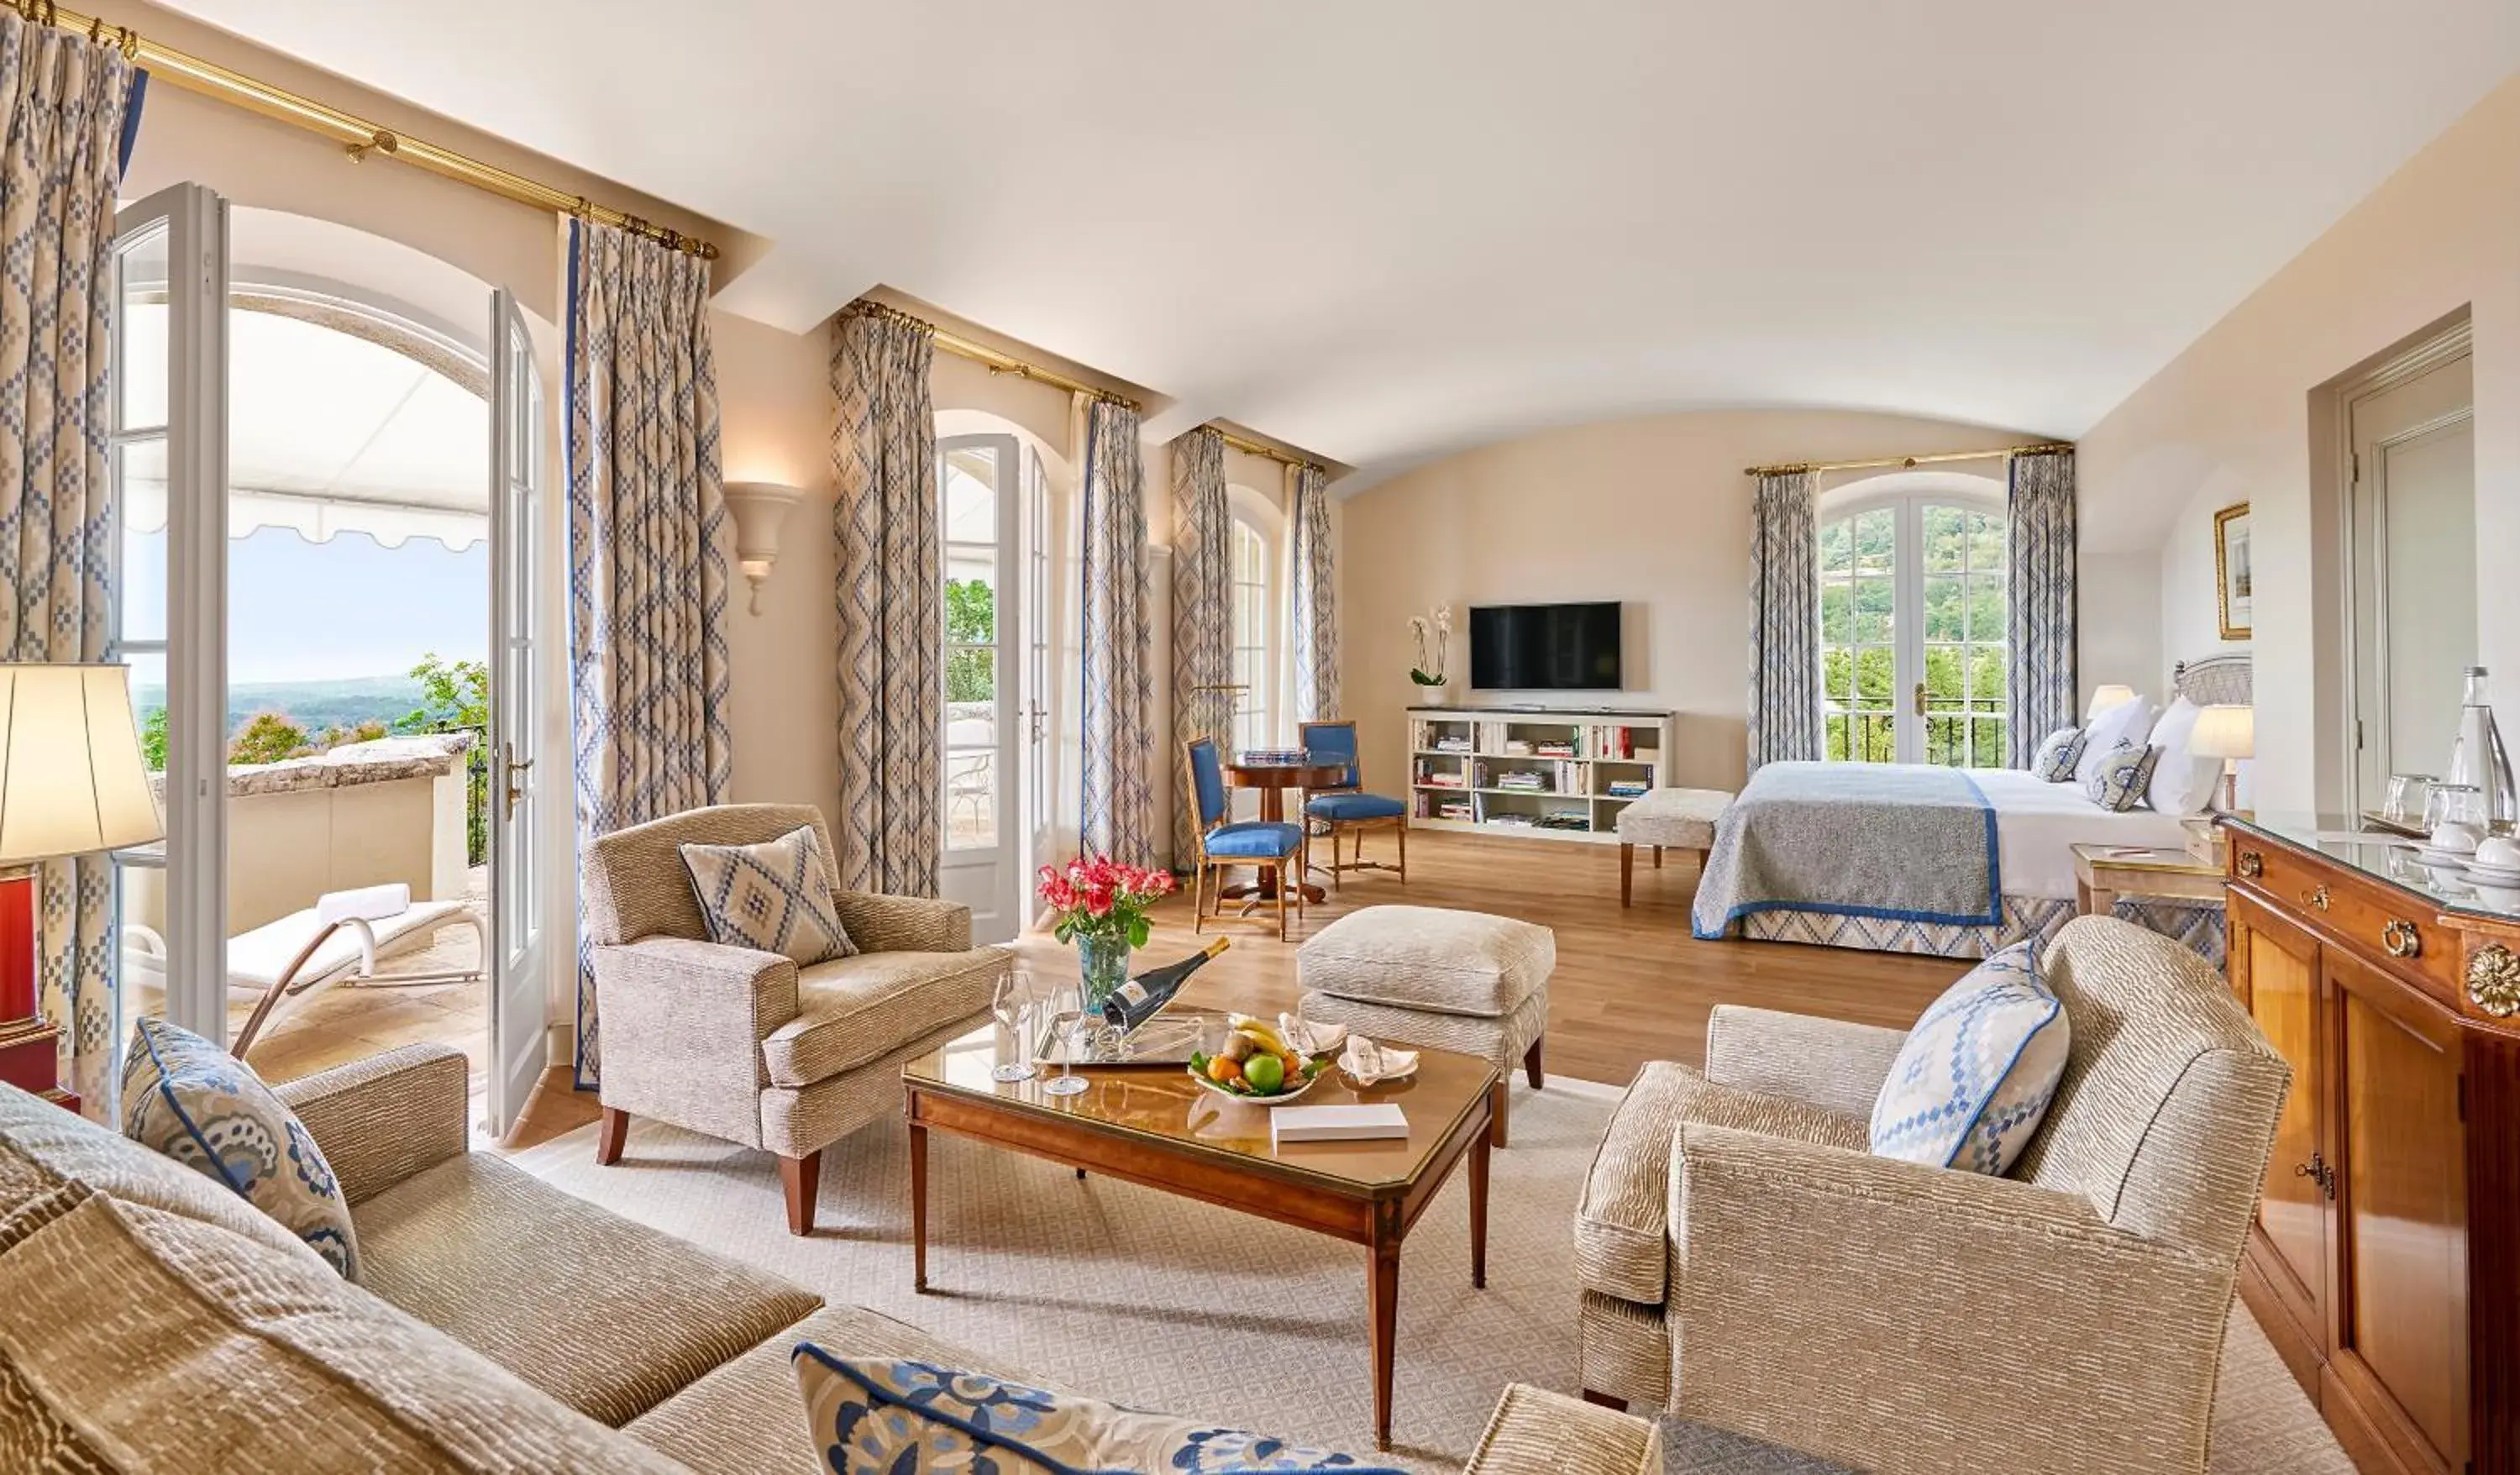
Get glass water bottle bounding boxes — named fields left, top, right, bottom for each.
left=2447, top=666, right=2518, bottom=832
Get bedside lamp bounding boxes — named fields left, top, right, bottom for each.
left=2192, top=704, right=2255, bottom=815
left=2085, top=684, right=2137, bottom=722
left=0, top=665, right=164, bottom=1111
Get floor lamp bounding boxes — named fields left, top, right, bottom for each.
left=0, top=665, right=165, bottom=1114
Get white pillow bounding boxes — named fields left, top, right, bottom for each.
left=2145, top=696, right=2222, bottom=815
left=2074, top=693, right=2156, bottom=787
left=1870, top=942, right=2071, bottom=1175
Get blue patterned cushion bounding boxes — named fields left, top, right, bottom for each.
left=121, top=1018, right=360, bottom=1278
left=680, top=823, right=856, bottom=964
left=792, top=1348, right=1403, bottom=1473
left=2029, top=726, right=2086, bottom=782
left=1869, top=942, right=2071, bottom=1175
left=1203, top=820, right=1305, bottom=859
left=1305, top=792, right=1406, bottom=822
left=2082, top=738, right=2160, bottom=813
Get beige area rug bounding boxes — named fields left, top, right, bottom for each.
left=514, top=1083, right=2348, bottom=1474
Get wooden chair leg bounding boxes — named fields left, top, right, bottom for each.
left=780, top=1149, right=822, bottom=1236
left=596, top=1106, right=629, bottom=1165
left=1396, top=817, right=1407, bottom=883
left=1330, top=827, right=1343, bottom=891
left=1654, top=844, right=1664, bottom=869
left=1190, top=860, right=1206, bottom=933
left=1276, top=859, right=1290, bottom=940
left=1620, top=842, right=1634, bottom=906
left=1525, top=1036, right=1545, bottom=1089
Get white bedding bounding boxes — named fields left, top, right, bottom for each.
left=1969, top=767, right=2196, bottom=900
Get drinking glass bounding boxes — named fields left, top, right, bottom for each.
left=2383, top=774, right=2432, bottom=827
left=1042, top=989, right=1091, bottom=1098
left=990, top=968, right=1037, bottom=1084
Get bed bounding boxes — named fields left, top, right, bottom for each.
left=1693, top=655, right=2248, bottom=963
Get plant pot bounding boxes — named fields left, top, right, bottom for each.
left=1074, top=933, right=1131, bottom=1016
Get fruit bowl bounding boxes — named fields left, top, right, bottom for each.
left=1186, top=1018, right=1338, bottom=1105
left=1185, top=1052, right=1334, bottom=1105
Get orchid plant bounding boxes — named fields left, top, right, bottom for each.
left=1037, top=856, right=1175, bottom=949
left=1408, top=604, right=1453, bottom=687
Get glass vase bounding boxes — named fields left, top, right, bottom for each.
left=1074, top=933, right=1131, bottom=1017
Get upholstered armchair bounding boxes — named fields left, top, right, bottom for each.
left=1574, top=917, right=2290, bottom=1474
left=584, top=803, right=1008, bottom=1236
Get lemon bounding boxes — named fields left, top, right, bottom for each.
left=1243, top=1053, right=1285, bottom=1094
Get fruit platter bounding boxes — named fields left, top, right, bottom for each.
left=1187, top=1016, right=1336, bottom=1105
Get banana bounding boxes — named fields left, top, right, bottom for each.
left=1226, top=1014, right=1292, bottom=1056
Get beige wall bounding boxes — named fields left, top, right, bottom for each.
left=2080, top=72, right=2520, bottom=812
left=1340, top=409, right=2093, bottom=801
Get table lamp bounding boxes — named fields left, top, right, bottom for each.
left=0, top=665, right=165, bottom=1112
left=2085, top=685, right=2137, bottom=722
left=2191, top=703, right=2255, bottom=815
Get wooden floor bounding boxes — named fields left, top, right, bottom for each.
left=497, top=827, right=1969, bottom=1152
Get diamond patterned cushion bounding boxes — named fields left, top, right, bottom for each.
left=1868, top=942, right=2070, bottom=1175
left=2029, top=726, right=2086, bottom=782
left=679, top=824, right=857, bottom=965
left=121, top=1017, right=360, bottom=1278
left=792, top=1348, right=1404, bottom=1473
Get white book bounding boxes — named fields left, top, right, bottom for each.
left=1272, top=1103, right=1409, bottom=1146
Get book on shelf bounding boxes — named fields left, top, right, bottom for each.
left=1438, top=801, right=1473, bottom=820
left=1607, top=779, right=1650, bottom=798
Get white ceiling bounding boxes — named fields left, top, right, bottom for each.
left=161, top=1, right=2520, bottom=489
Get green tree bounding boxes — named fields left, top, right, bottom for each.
left=944, top=577, right=995, bottom=705
left=395, top=654, right=491, bottom=866
left=228, top=711, right=312, bottom=765
left=139, top=706, right=168, bottom=772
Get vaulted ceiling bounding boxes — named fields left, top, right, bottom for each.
left=162, top=1, right=2520, bottom=483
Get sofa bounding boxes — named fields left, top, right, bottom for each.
left=1572, top=916, right=2289, bottom=1474
left=1, top=1042, right=1651, bottom=1471
left=583, top=802, right=1009, bottom=1235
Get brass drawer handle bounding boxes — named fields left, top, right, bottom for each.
left=2237, top=851, right=2264, bottom=879
left=2382, top=919, right=2422, bottom=959
left=2302, top=884, right=2330, bottom=912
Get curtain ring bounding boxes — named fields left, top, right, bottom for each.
left=119, top=24, right=139, bottom=59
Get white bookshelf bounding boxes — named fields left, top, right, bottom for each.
left=1405, top=705, right=1674, bottom=846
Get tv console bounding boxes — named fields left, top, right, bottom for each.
left=1406, top=704, right=1673, bottom=846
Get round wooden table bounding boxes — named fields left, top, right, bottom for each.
left=1220, top=754, right=1347, bottom=905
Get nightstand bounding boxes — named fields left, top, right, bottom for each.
left=2071, top=842, right=2225, bottom=917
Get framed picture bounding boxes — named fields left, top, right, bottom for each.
left=2213, top=501, right=2252, bottom=640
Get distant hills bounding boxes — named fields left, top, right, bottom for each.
left=134, top=675, right=430, bottom=733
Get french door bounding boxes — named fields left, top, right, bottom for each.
left=938, top=433, right=1021, bottom=943
left=486, top=288, right=546, bottom=1136
left=110, top=183, right=228, bottom=1056
left=1819, top=496, right=2008, bottom=768
left=1022, top=447, right=1055, bottom=911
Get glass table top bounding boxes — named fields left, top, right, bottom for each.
left=902, top=1009, right=1498, bottom=1193
left=2226, top=811, right=2520, bottom=923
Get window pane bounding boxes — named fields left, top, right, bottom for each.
left=1822, top=645, right=1851, bottom=704
left=1966, top=577, right=2003, bottom=644
left=1971, top=717, right=2007, bottom=768
left=1923, top=644, right=1961, bottom=706
left=118, top=439, right=169, bottom=646
left=1819, top=518, right=1852, bottom=573
left=1854, top=509, right=1895, bottom=574
left=946, top=750, right=996, bottom=848
left=1855, top=647, right=1893, bottom=704
left=1968, top=511, right=2005, bottom=571
left=1852, top=577, right=1893, bottom=643
left=946, top=647, right=996, bottom=709
left=942, top=449, right=998, bottom=542
left=1922, top=575, right=1962, bottom=641
left=118, top=225, right=169, bottom=432
left=1819, top=580, right=1851, bottom=644
left=945, top=554, right=996, bottom=645
left=1923, top=506, right=1966, bottom=571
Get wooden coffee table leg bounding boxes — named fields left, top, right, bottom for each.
left=910, top=1118, right=930, bottom=1292
left=1369, top=1210, right=1400, bottom=1451
left=1469, top=1105, right=1491, bottom=1290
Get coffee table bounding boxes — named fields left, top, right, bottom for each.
left=901, top=1011, right=1498, bottom=1451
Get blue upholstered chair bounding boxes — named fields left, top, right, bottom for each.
left=1180, top=737, right=1307, bottom=939
left=1298, top=720, right=1408, bottom=890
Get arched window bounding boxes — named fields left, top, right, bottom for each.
left=1819, top=477, right=2007, bottom=768
left=1230, top=508, right=1275, bottom=753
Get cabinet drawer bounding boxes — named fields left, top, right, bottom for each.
left=2229, top=839, right=2458, bottom=1000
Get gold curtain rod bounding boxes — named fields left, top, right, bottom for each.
left=1213, top=427, right=1323, bottom=475
left=1744, top=442, right=2075, bottom=478
left=848, top=300, right=1141, bottom=411
left=22, top=0, right=717, bottom=259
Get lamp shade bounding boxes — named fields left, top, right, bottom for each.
left=2192, top=703, right=2255, bottom=761
left=2085, top=684, right=2137, bottom=721
left=0, top=664, right=164, bottom=866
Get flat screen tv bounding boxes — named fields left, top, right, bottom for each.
left=1468, top=601, right=1622, bottom=690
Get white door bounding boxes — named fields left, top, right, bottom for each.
left=1819, top=496, right=2008, bottom=768
left=2349, top=347, right=2475, bottom=810
left=938, top=433, right=1021, bottom=942
left=1023, top=447, right=1055, bottom=913
left=486, top=289, right=547, bottom=1137
left=109, top=184, right=228, bottom=1054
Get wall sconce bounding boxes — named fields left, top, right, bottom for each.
left=723, top=481, right=801, bottom=615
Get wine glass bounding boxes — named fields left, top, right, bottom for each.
left=1042, top=987, right=1092, bottom=1098
left=990, top=968, right=1037, bottom=1084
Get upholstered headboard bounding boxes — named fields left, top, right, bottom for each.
left=2171, top=654, right=2251, bottom=706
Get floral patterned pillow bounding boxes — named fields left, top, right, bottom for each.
left=121, top=1017, right=359, bottom=1278
left=2083, top=738, right=2162, bottom=813
left=791, top=1347, right=1404, bottom=1473
left=2029, top=725, right=2087, bottom=782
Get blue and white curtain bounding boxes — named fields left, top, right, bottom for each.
left=1079, top=396, right=1156, bottom=865
left=2006, top=449, right=2077, bottom=769
left=1289, top=462, right=1339, bottom=722
left=832, top=308, right=939, bottom=896
left=1746, top=469, right=1821, bottom=771
left=0, top=15, right=136, bottom=1114
left=565, top=219, right=730, bottom=1086
left=1168, top=428, right=1231, bottom=867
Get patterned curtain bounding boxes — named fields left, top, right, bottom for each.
left=1168, top=428, right=1231, bottom=869
left=1079, top=396, right=1156, bottom=864
left=0, top=16, right=134, bottom=1112
left=2006, top=449, right=2077, bottom=769
left=564, top=219, right=730, bottom=1086
left=1289, top=462, right=1339, bottom=722
left=1746, top=469, right=1821, bottom=771
left=832, top=308, right=940, bottom=895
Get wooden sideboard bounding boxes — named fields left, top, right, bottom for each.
left=2223, top=816, right=2520, bottom=1475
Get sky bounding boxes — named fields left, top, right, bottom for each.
left=126, top=526, right=488, bottom=685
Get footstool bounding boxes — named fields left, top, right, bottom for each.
left=1612, top=787, right=1732, bottom=905
left=1296, top=905, right=1553, bottom=1147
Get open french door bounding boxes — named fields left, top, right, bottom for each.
left=109, top=183, right=228, bottom=1064
left=485, top=289, right=547, bottom=1137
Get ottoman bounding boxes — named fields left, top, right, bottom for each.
left=1296, top=905, right=1554, bottom=1147
left=1611, top=787, right=1731, bottom=905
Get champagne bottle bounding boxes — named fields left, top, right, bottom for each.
left=1103, top=937, right=1231, bottom=1035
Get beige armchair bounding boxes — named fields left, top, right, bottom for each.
left=584, top=803, right=1008, bottom=1236
left=1574, top=916, right=2289, bottom=1474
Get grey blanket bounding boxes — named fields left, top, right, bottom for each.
left=1691, top=761, right=2001, bottom=938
